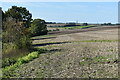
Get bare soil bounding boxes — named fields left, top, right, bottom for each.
left=14, top=26, right=118, bottom=78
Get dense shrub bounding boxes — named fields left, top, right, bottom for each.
left=48, top=30, right=52, bottom=32
left=16, top=35, right=32, bottom=49
left=2, top=6, right=48, bottom=57
left=2, top=6, right=32, bottom=56
left=2, top=58, right=17, bottom=68
left=2, top=43, right=17, bottom=54
left=30, top=19, right=48, bottom=36
left=2, top=17, right=32, bottom=55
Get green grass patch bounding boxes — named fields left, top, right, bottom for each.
left=2, top=48, right=48, bottom=78
left=63, top=25, right=96, bottom=29
left=17, top=51, right=39, bottom=63
left=3, top=51, right=39, bottom=77
left=36, top=45, right=62, bottom=49
left=31, top=35, right=56, bottom=39
left=107, top=49, right=114, bottom=52
left=36, top=47, right=48, bottom=53
left=79, top=55, right=117, bottom=65
left=72, top=40, right=119, bottom=43
left=93, top=56, right=111, bottom=62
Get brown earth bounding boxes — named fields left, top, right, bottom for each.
left=14, top=26, right=118, bottom=78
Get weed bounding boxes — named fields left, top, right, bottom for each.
left=3, top=51, right=39, bottom=78
left=107, top=49, right=114, bottom=52
left=79, top=56, right=117, bottom=65
left=2, top=58, right=17, bottom=68
left=82, top=40, right=117, bottom=42
left=18, top=52, right=39, bottom=63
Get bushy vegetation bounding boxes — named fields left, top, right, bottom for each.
left=17, top=51, right=39, bottom=63
left=3, top=17, right=32, bottom=49
left=2, top=48, right=48, bottom=78
left=2, top=58, right=17, bottom=68
left=2, top=6, right=32, bottom=56
left=2, top=6, right=49, bottom=77
left=3, top=51, right=38, bottom=78
left=2, top=6, right=48, bottom=57
left=30, top=19, right=48, bottom=36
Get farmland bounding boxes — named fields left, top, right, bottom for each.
left=1, top=3, right=119, bottom=79
left=47, top=25, right=97, bottom=31
left=4, top=26, right=118, bottom=78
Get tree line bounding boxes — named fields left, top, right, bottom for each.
left=2, top=6, right=48, bottom=57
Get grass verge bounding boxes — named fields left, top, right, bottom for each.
left=2, top=48, right=47, bottom=78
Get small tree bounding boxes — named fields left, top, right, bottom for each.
left=83, top=23, right=88, bottom=26
left=30, top=19, right=48, bottom=36
left=4, top=6, right=32, bottom=28
left=107, top=23, right=112, bottom=25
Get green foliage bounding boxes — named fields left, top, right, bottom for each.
left=37, top=48, right=48, bottom=53
left=16, top=35, right=32, bottom=49
left=2, top=58, right=17, bottom=68
left=2, top=18, right=23, bottom=43
left=63, top=25, right=95, bottom=29
left=4, top=6, right=32, bottom=28
left=93, top=56, right=111, bottom=62
left=3, top=61, right=22, bottom=77
left=79, top=56, right=117, bottom=65
left=2, top=17, right=32, bottom=55
left=18, top=51, right=38, bottom=63
left=30, top=19, right=48, bottom=36
left=3, top=43, right=17, bottom=54
left=48, top=30, right=52, bottom=32
left=82, top=23, right=88, bottom=26
left=53, top=28, right=60, bottom=31
left=2, top=48, right=48, bottom=78
left=70, top=40, right=119, bottom=43
left=101, top=23, right=112, bottom=26
left=78, top=40, right=118, bottom=42
left=3, top=51, right=39, bottom=78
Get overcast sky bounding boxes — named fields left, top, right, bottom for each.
left=1, top=2, right=118, bottom=23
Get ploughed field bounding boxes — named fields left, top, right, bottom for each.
left=14, top=26, right=118, bottom=78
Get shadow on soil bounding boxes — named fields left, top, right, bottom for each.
left=32, top=41, right=71, bottom=47
left=49, top=48, right=62, bottom=52
left=32, top=37, right=56, bottom=40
